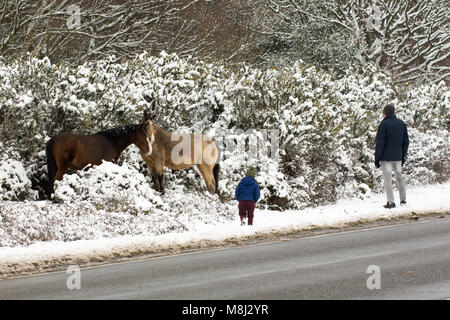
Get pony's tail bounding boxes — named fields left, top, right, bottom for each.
left=213, top=163, right=220, bottom=195
left=46, top=138, right=57, bottom=197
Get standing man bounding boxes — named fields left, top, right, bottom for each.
left=235, top=167, right=260, bottom=226
left=375, top=104, right=409, bottom=209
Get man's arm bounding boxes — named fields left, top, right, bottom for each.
left=375, top=122, right=386, bottom=168
left=402, top=125, right=409, bottom=164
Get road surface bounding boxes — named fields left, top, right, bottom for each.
left=1, top=217, right=449, bottom=299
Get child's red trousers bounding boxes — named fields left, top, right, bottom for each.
left=238, top=200, right=255, bottom=225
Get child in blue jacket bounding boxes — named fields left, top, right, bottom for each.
left=235, top=167, right=260, bottom=226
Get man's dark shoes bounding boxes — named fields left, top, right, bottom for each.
left=400, top=200, right=406, bottom=205
left=383, top=202, right=396, bottom=209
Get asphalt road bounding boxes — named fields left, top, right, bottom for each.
left=1, top=217, right=450, bottom=300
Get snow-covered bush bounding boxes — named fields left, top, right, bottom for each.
left=397, top=81, right=449, bottom=132
left=52, top=160, right=237, bottom=219
left=0, top=144, right=38, bottom=201
left=0, top=158, right=37, bottom=201
left=402, top=129, right=450, bottom=186
left=54, top=161, right=166, bottom=214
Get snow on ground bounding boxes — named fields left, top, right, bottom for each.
left=0, top=182, right=449, bottom=277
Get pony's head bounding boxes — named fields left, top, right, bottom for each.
left=132, top=119, right=152, bottom=155
left=140, top=92, right=159, bottom=156
left=141, top=110, right=156, bottom=157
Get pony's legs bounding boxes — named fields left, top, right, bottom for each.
left=54, top=148, right=71, bottom=183
left=148, top=165, right=165, bottom=194
left=149, top=167, right=161, bottom=191
left=47, top=175, right=55, bottom=198
left=140, top=151, right=165, bottom=193
left=197, top=164, right=216, bottom=195
left=154, top=162, right=165, bottom=194
left=52, top=137, right=77, bottom=186
left=46, top=139, right=57, bottom=197
left=158, top=173, right=165, bottom=194
left=46, top=164, right=68, bottom=200
left=54, top=165, right=68, bottom=182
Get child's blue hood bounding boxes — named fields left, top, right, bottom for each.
left=241, top=176, right=256, bottom=185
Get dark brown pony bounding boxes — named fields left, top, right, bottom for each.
left=140, top=110, right=220, bottom=195
left=46, top=120, right=151, bottom=197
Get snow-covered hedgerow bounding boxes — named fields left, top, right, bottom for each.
left=53, top=161, right=166, bottom=213
left=52, top=159, right=236, bottom=217
left=0, top=52, right=448, bottom=211
left=396, top=81, right=449, bottom=132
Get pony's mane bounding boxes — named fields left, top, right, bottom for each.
left=96, top=124, right=138, bottom=139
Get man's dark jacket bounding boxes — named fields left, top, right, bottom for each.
left=375, top=114, right=409, bottom=167
left=235, top=176, right=261, bottom=203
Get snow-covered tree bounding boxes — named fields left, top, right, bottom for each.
left=0, top=0, right=266, bottom=65
left=264, top=0, right=449, bottom=83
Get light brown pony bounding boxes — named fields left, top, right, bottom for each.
left=140, top=110, right=220, bottom=195
left=46, top=118, right=151, bottom=197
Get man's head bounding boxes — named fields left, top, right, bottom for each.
left=383, top=104, right=395, bottom=117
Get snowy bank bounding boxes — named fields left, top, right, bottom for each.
left=1, top=182, right=449, bottom=278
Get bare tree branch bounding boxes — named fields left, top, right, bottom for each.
left=263, top=0, right=449, bottom=83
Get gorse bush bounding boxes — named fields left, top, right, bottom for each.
left=0, top=52, right=448, bottom=210
left=53, top=161, right=165, bottom=214
left=0, top=143, right=37, bottom=201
